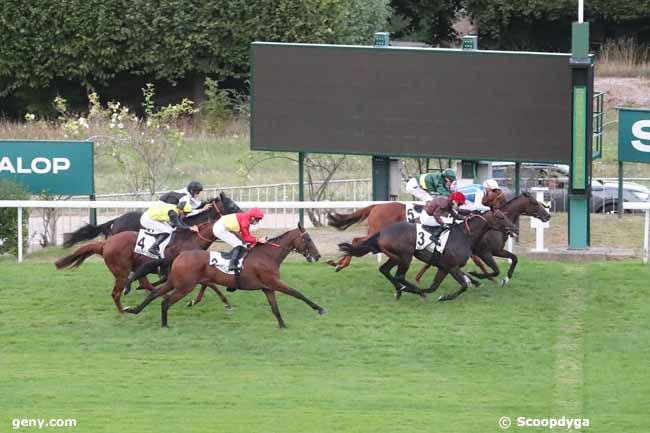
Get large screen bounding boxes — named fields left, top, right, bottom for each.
left=251, top=42, right=575, bottom=163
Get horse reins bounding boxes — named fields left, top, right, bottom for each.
left=464, top=214, right=488, bottom=235
left=194, top=201, right=222, bottom=243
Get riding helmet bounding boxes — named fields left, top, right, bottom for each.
left=248, top=208, right=264, bottom=219
left=449, top=191, right=466, bottom=205
left=187, top=181, right=203, bottom=194
left=442, top=169, right=456, bottom=181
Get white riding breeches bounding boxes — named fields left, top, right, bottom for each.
left=212, top=220, right=244, bottom=248
left=405, top=178, right=433, bottom=202
left=140, top=213, right=174, bottom=234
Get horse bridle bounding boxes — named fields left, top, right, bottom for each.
left=266, top=231, right=314, bottom=260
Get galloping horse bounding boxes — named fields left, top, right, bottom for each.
left=63, top=192, right=240, bottom=248
left=414, top=192, right=551, bottom=285
left=339, top=211, right=518, bottom=302
left=124, top=224, right=327, bottom=328
left=54, top=200, right=234, bottom=313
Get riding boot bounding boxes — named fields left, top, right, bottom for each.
left=148, top=233, right=169, bottom=256
left=228, top=246, right=246, bottom=271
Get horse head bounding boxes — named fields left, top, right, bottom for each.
left=291, top=222, right=321, bottom=263
left=218, top=191, right=242, bottom=214
left=486, top=210, right=519, bottom=238
left=520, top=192, right=551, bottom=222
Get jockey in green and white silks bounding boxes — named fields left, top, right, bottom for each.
left=405, top=169, right=456, bottom=201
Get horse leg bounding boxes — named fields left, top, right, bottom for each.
left=393, top=260, right=426, bottom=300
left=123, top=281, right=174, bottom=315
left=438, top=267, right=470, bottom=301
left=414, top=263, right=431, bottom=283
left=161, top=288, right=192, bottom=328
left=270, top=280, right=327, bottom=316
left=494, top=249, right=518, bottom=286
left=208, top=284, right=233, bottom=311
left=187, top=285, right=208, bottom=307
left=468, top=255, right=498, bottom=283
left=378, top=258, right=399, bottom=290
left=124, top=259, right=165, bottom=295
left=112, top=280, right=126, bottom=314
left=137, top=277, right=157, bottom=292
left=262, top=289, right=287, bottom=329
left=423, top=268, right=448, bottom=294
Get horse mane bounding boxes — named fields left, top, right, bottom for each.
left=503, top=191, right=534, bottom=207
left=267, top=228, right=299, bottom=243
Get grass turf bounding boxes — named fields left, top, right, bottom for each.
left=0, top=258, right=648, bottom=432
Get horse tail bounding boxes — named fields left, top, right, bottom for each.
left=327, top=205, right=376, bottom=231
left=63, top=218, right=116, bottom=248
left=338, top=232, right=381, bottom=257
left=54, top=241, right=105, bottom=270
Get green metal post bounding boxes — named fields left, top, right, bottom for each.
left=298, top=152, right=305, bottom=226
left=514, top=162, right=521, bottom=196
left=618, top=160, right=624, bottom=218
left=89, top=194, right=97, bottom=225
left=568, top=21, right=593, bottom=249
left=372, top=156, right=390, bottom=201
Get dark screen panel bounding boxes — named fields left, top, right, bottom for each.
left=251, top=42, right=573, bottom=163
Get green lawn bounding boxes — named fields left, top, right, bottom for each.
left=1, top=258, right=648, bottom=432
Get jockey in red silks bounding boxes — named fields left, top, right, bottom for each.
left=212, top=208, right=268, bottom=272
left=420, top=191, right=468, bottom=228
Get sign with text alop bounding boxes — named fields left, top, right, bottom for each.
left=618, top=107, right=650, bottom=163
left=0, top=140, right=94, bottom=194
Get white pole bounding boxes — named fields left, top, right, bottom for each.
left=578, top=0, right=584, bottom=22
left=643, top=209, right=650, bottom=263
left=17, top=207, right=23, bottom=263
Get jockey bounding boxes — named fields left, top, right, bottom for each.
left=159, top=180, right=205, bottom=213
left=405, top=169, right=456, bottom=201
left=481, top=178, right=505, bottom=210
left=212, top=208, right=268, bottom=272
left=420, top=191, right=467, bottom=227
left=140, top=198, right=199, bottom=256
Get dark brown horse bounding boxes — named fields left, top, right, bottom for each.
left=415, top=192, right=551, bottom=285
left=339, top=211, right=518, bottom=302
left=54, top=201, right=230, bottom=313
left=62, top=192, right=240, bottom=247
left=124, top=224, right=326, bottom=328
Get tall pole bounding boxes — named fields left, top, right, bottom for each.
left=298, top=152, right=305, bottom=226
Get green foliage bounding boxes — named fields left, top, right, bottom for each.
left=201, top=78, right=234, bottom=132
left=390, top=0, right=463, bottom=44
left=0, top=0, right=391, bottom=99
left=0, top=180, right=29, bottom=256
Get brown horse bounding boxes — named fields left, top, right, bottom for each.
left=124, top=224, right=326, bottom=328
left=54, top=201, right=230, bottom=313
left=414, top=192, right=551, bottom=285
left=339, top=210, right=518, bottom=302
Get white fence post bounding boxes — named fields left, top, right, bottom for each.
left=530, top=187, right=549, bottom=252
left=645, top=210, right=649, bottom=264
left=17, top=207, right=23, bottom=263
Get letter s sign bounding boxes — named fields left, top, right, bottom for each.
left=631, top=120, right=650, bottom=153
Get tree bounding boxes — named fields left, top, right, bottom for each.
left=389, top=0, right=462, bottom=45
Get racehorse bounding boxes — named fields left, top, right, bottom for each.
left=54, top=200, right=233, bottom=313
left=62, top=192, right=240, bottom=248
left=124, top=224, right=327, bottom=328
left=414, top=192, right=551, bottom=285
left=338, top=210, right=518, bottom=302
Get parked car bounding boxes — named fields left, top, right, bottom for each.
left=490, top=162, right=650, bottom=213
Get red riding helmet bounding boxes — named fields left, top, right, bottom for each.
left=449, top=191, right=466, bottom=205
left=248, top=208, right=264, bottom=219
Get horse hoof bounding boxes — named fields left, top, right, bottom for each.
left=438, top=295, right=451, bottom=302
left=124, top=306, right=135, bottom=314
left=186, top=301, right=194, bottom=307
left=225, top=305, right=233, bottom=312
left=325, top=260, right=337, bottom=267
left=395, top=290, right=402, bottom=300
left=335, top=265, right=343, bottom=273
left=500, top=277, right=510, bottom=287
left=318, top=308, right=328, bottom=316
left=419, top=293, right=428, bottom=302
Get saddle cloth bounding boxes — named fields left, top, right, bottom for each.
left=209, top=251, right=244, bottom=275
left=415, top=224, right=450, bottom=254
left=134, top=229, right=173, bottom=259
left=405, top=202, right=422, bottom=223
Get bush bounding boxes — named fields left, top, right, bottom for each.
left=0, top=180, right=30, bottom=256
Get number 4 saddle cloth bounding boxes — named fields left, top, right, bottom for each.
left=415, top=224, right=450, bottom=254
left=134, top=229, right=174, bottom=259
